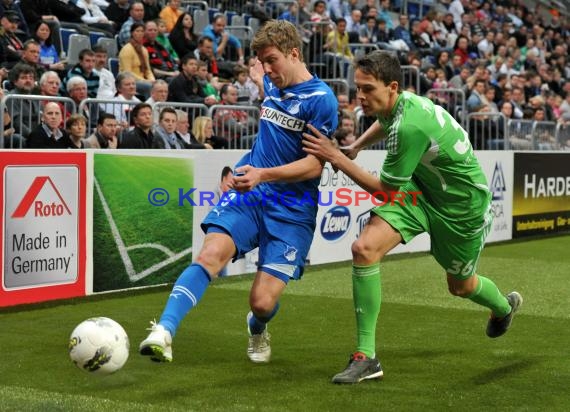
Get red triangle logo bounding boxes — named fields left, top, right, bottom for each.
left=11, top=176, right=72, bottom=218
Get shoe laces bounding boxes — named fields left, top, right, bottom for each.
left=147, top=319, right=160, bottom=332
left=250, top=330, right=270, bottom=350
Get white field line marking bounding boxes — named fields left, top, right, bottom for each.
left=94, top=178, right=192, bottom=282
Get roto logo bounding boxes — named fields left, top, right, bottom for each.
left=11, top=176, right=72, bottom=218
left=320, top=205, right=351, bottom=241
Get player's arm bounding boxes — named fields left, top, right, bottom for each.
left=233, top=155, right=323, bottom=192
left=303, top=124, right=398, bottom=196
left=343, top=120, right=386, bottom=159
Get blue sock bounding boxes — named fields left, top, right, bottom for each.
left=159, top=263, right=211, bottom=337
left=248, top=302, right=280, bottom=335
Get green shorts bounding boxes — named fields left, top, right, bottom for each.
left=371, top=181, right=493, bottom=280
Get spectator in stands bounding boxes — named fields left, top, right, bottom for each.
left=67, top=75, right=97, bottom=128
left=145, top=79, right=168, bottom=105
left=76, top=0, right=115, bottom=37
left=378, top=0, right=393, bottom=30
left=7, top=64, right=40, bottom=137
left=155, top=18, right=178, bottom=63
left=62, top=48, right=100, bottom=98
left=193, top=36, right=219, bottom=78
left=39, top=70, right=61, bottom=97
left=144, top=20, right=178, bottom=81
left=120, top=102, right=154, bottom=148
left=175, top=109, right=212, bottom=149
left=152, top=106, right=188, bottom=149
left=118, top=1, right=144, bottom=47
left=333, top=127, right=355, bottom=148
left=104, top=71, right=141, bottom=128
left=119, top=22, right=154, bottom=98
left=278, top=2, right=299, bottom=25
left=0, top=11, right=25, bottom=69
left=510, top=86, right=526, bottom=119
left=26, top=102, right=74, bottom=148
left=202, top=14, right=244, bottom=70
left=158, top=0, right=182, bottom=33
left=359, top=15, right=379, bottom=44
left=453, top=35, right=470, bottom=66
left=0, top=0, right=29, bottom=37
left=192, top=115, right=226, bottom=149
left=142, top=0, right=161, bottom=22
left=83, top=112, right=118, bottom=148
left=233, top=63, right=260, bottom=106
left=345, top=9, right=363, bottom=43
left=168, top=54, right=216, bottom=106
left=33, top=21, right=66, bottom=74
left=196, top=60, right=219, bottom=102
left=393, top=14, right=414, bottom=51
left=467, top=79, right=489, bottom=112
left=168, top=12, right=197, bottom=60
left=14, top=39, right=46, bottom=81
left=105, top=0, right=129, bottom=33
left=65, top=113, right=87, bottom=148
left=213, top=83, right=257, bottom=147
left=310, top=0, right=330, bottom=24
left=19, top=0, right=59, bottom=28
left=93, top=45, right=116, bottom=100
left=324, top=17, right=353, bottom=75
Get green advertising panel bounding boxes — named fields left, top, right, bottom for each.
left=93, top=153, right=194, bottom=291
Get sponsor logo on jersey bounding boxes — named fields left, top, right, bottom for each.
left=491, top=162, right=506, bottom=201
left=320, top=206, right=351, bottom=241
left=260, top=106, right=305, bottom=131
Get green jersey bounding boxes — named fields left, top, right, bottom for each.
left=378, top=91, right=491, bottom=221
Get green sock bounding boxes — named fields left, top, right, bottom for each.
left=353, top=264, right=381, bottom=358
left=467, top=275, right=511, bottom=317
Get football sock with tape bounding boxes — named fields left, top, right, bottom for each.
left=353, top=263, right=381, bottom=358
left=159, top=263, right=211, bottom=337
left=248, top=302, right=280, bottom=335
left=467, top=275, right=511, bottom=317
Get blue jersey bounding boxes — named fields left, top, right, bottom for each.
left=235, top=74, right=338, bottom=204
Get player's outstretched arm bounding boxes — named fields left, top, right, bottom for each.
left=303, top=124, right=396, bottom=196
left=233, top=155, right=324, bottom=192
left=351, top=120, right=386, bottom=154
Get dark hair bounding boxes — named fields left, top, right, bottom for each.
left=220, top=83, right=233, bottom=97
left=79, top=48, right=95, bottom=60
left=131, top=102, right=152, bottom=119
left=180, top=53, right=197, bottom=66
left=198, top=35, right=213, bottom=46
left=23, top=39, right=40, bottom=50
left=130, top=22, right=145, bottom=34
left=172, top=12, right=194, bottom=35
left=97, top=113, right=116, bottom=125
left=159, top=106, right=177, bottom=121
left=221, top=166, right=233, bottom=181
left=33, top=21, right=52, bottom=47
left=9, top=63, right=36, bottom=83
left=354, top=50, right=402, bottom=87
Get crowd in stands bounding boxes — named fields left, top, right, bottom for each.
left=0, top=0, right=569, bottom=150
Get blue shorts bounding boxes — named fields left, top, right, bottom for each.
left=201, top=189, right=316, bottom=282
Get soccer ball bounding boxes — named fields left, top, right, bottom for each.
left=68, top=317, right=130, bottom=375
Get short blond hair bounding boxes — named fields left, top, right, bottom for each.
left=251, top=20, right=303, bottom=62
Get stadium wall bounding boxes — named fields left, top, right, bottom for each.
left=0, top=150, right=568, bottom=307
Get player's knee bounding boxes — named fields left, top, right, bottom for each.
left=249, top=295, right=275, bottom=316
left=447, top=275, right=477, bottom=297
left=195, top=244, right=231, bottom=278
left=351, top=238, right=384, bottom=264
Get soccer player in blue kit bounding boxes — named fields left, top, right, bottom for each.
left=139, top=20, right=338, bottom=363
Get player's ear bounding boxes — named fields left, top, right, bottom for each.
left=290, top=47, right=301, bottom=60
left=389, top=80, right=399, bottom=93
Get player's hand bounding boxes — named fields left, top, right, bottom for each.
left=340, top=144, right=360, bottom=160
left=249, top=58, right=264, bottom=85
left=302, top=124, right=341, bottom=165
left=232, top=165, right=260, bottom=193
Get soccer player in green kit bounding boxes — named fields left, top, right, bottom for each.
left=302, top=50, right=522, bottom=384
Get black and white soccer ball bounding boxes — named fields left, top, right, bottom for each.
left=69, top=317, right=129, bottom=375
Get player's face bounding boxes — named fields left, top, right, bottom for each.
left=354, top=69, right=398, bottom=117
left=257, top=46, right=298, bottom=89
